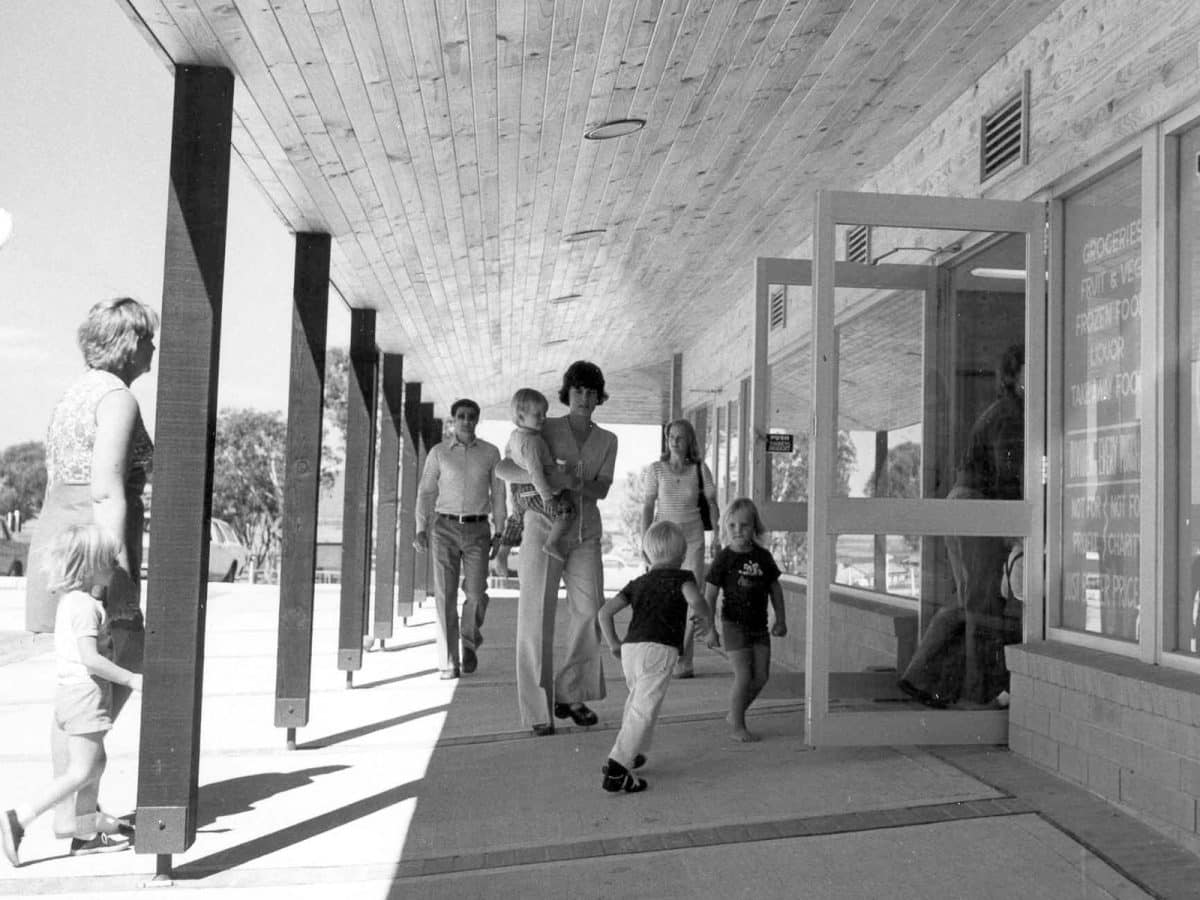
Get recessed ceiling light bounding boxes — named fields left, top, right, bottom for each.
left=564, top=229, right=605, bottom=243
left=550, top=293, right=582, bottom=304
left=584, top=118, right=646, bottom=140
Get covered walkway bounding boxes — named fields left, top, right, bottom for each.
left=1, top=577, right=1197, bottom=898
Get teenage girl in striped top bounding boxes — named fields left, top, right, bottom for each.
left=640, top=419, right=720, bottom=678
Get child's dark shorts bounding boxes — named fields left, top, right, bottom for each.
left=721, top=620, right=770, bottom=652
left=54, top=679, right=114, bottom=735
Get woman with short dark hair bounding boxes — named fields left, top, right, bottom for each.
left=498, top=360, right=618, bottom=735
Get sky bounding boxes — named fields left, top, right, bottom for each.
left=0, top=0, right=660, bottom=492
left=0, top=0, right=329, bottom=448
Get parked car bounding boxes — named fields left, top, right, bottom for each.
left=0, top=518, right=31, bottom=576
left=602, top=555, right=643, bottom=593
left=142, top=516, right=250, bottom=582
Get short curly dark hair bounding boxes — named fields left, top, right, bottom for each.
left=558, top=360, right=608, bottom=406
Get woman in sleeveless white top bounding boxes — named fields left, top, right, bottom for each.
left=640, top=418, right=719, bottom=677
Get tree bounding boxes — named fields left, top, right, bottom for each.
left=320, top=346, right=349, bottom=489
left=862, top=440, right=923, bottom=551
left=0, top=442, right=47, bottom=520
left=862, top=441, right=922, bottom=500
left=766, top=432, right=857, bottom=574
left=614, top=469, right=646, bottom=559
left=211, top=408, right=288, bottom=579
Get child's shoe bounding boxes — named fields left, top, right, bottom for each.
left=601, top=758, right=647, bottom=793
left=70, top=832, right=131, bottom=855
left=0, top=810, right=23, bottom=867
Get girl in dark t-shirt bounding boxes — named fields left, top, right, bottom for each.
left=705, top=498, right=787, bottom=743
left=597, top=521, right=718, bottom=793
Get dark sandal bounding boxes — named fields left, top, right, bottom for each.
left=601, top=759, right=648, bottom=793
left=554, top=702, right=598, bottom=727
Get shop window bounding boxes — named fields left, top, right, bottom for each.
left=1058, top=158, right=1142, bottom=642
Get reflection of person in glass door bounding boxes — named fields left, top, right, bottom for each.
left=899, top=344, right=1024, bottom=708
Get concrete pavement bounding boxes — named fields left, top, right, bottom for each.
left=1, top=577, right=1198, bottom=898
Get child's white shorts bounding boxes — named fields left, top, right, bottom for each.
left=54, top=680, right=114, bottom=735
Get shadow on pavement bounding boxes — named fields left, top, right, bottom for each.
left=196, top=765, right=350, bottom=828
left=176, top=778, right=419, bottom=879
left=296, top=705, right=450, bottom=750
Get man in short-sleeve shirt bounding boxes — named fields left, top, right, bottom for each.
left=415, top=399, right=505, bottom=678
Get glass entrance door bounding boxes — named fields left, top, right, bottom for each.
left=754, top=191, right=1046, bottom=746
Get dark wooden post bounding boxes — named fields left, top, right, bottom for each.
left=274, top=233, right=330, bottom=748
left=371, top=353, right=404, bottom=645
left=136, top=66, right=233, bottom=861
left=670, top=352, right=683, bottom=419
left=396, top=382, right=422, bottom=620
left=872, top=429, right=889, bottom=592
left=413, top=402, right=436, bottom=602
left=337, top=309, right=378, bottom=682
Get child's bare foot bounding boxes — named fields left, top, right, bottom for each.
left=730, top=727, right=760, bottom=743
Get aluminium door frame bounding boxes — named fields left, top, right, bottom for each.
left=804, top=190, right=1046, bottom=746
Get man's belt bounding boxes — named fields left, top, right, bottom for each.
left=438, top=513, right=488, bottom=523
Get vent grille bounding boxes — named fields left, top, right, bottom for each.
left=769, top=287, right=786, bottom=331
left=980, top=71, right=1030, bottom=183
left=846, top=225, right=870, bottom=263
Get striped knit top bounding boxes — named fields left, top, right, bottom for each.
left=641, top=459, right=715, bottom=526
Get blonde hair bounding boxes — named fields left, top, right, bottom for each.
left=659, top=418, right=702, bottom=464
left=77, top=297, right=159, bottom=373
left=642, top=520, right=687, bottom=565
left=43, top=524, right=119, bottom=596
left=511, top=387, right=549, bottom=424
left=721, top=497, right=766, bottom=545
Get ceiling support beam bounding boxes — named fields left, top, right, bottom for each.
left=136, top=65, right=234, bottom=863
left=275, top=233, right=331, bottom=744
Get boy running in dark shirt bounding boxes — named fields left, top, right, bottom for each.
left=597, top=520, right=718, bottom=792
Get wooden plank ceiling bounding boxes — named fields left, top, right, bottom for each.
left=117, top=0, right=1062, bottom=424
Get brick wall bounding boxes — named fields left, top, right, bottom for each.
left=1007, top=641, right=1200, bottom=854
